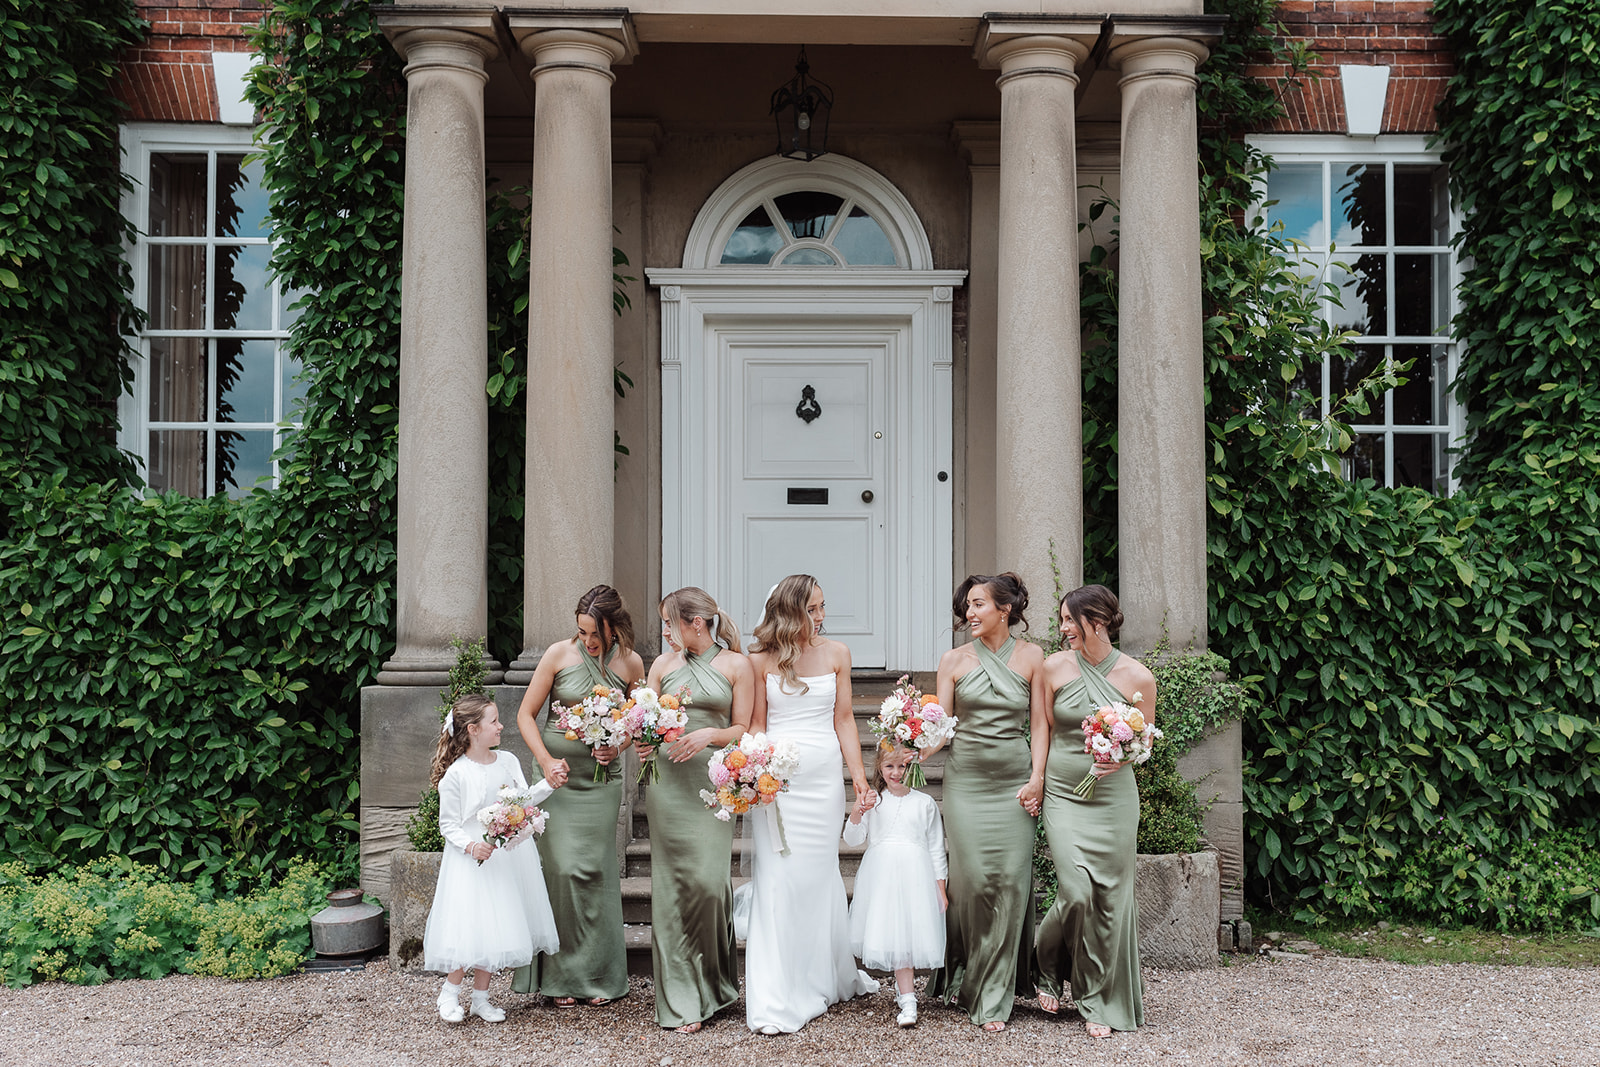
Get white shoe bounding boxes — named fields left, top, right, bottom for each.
left=758, top=1025, right=782, bottom=1035
left=437, top=981, right=464, bottom=1023
left=470, top=990, right=506, bottom=1023
left=896, top=992, right=918, bottom=1028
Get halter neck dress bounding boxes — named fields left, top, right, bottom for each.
left=647, top=645, right=741, bottom=1028
left=1034, top=648, right=1144, bottom=1031
left=510, top=646, right=629, bottom=1002
left=928, top=636, right=1038, bottom=1025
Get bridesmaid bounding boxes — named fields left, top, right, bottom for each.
left=1034, top=584, right=1156, bottom=1038
left=927, top=572, right=1050, bottom=1031
left=644, top=586, right=754, bottom=1033
left=510, top=585, right=642, bottom=1006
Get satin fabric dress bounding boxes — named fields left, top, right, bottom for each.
left=1033, top=648, right=1144, bottom=1031
left=510, top=649, right=629, bottom=1001
left=929, top=637, right=1038, bottom=1025
left=647, top=646, right=741, bottom=1028
left=744, top=673, right=879, bottom=1033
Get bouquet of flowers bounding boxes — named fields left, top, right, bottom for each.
left=474, top=784, right=550, bottom=864
left=552, top=683, right=631, bottom=781
left=700, top=732, right=801, bottom=831
left=1073, top=692, right=1161, bottom=798
left=869, top=674, right=957, bottom=787
left=615, top=686, right=691, bottom=783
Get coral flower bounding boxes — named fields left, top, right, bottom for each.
left=725, top=749, right=748, bottom=771
left=756, top=773, right=782, bottom=796
left=593, top=684, right=611, bottom=698
left=920, top=694, right=938, bottom=705
left=505, top=804, right=524, bottom=826
left=660, top=695, right=680, bottom=710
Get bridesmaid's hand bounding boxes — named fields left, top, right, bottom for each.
left=593, top=744, right=619, bottom=766
left=854, top=783, right=879, bottom=812
left=635, top=742, right=656, bottom=760
left=1089, top=760, right=1123, bottom=779
left=1016, top=775, right=1044, bottom=816
left=540, top=756, right=570, bottom=782
left=668, top=728, right=718, bottom=763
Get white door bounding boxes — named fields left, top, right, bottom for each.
left=723, top=329, right=892, bottom=667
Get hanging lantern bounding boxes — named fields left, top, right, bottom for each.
left=770, top=46, right=832, bottom=162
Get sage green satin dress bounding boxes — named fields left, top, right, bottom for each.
left=1034, top=648, right=1143, bottom=1031
left=510, top=649, right=629, bottom=1001
left=929, top=637, right=1037, bottom=1025
left=647, top=646, right=740, bottom=1028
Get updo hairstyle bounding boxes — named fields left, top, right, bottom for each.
left=1061, top=583, right=1125, bottom=641
left=951, top=571, right=1030, bottom=632
left=575, top=584, right=634, bottom=661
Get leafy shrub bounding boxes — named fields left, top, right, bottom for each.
left=0, top=858, right=336, bottom=987
left=1382, top=828, right=1600, bottom=934
left=405, top=638, right=490, bottom=852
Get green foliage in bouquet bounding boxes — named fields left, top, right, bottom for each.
left=405, top=638, right=491, bottom=853
left=0, top=858, right=336, bottom=987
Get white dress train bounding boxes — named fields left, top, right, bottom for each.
left=744, top=673, right=879, bottom=1033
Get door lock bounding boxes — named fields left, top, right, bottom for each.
left=861, top=490, right=874, bottom=503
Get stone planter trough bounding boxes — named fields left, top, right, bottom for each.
left=387, top=847, right=442, bottom=972
left=1135, top=850, right=1221, bottom=969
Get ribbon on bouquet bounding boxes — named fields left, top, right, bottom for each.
left=762, top=797, right=791, bottom=857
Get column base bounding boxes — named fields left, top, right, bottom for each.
left=376, top=655, right=504, bottom=687
left=502, top=646, right=548, bottom=686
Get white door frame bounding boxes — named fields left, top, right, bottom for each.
left=647, top=270, right=964, bottom=670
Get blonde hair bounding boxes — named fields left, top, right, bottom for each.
left=751, top=573, right=819, bottom=694
left=660, top=586, right=741, bottom=653
left=871, top=738, right=916, bottom=796
left=429, top=693, right=496, bottom=788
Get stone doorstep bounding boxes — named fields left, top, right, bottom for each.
left=390, top=849, right=1222, bottom=975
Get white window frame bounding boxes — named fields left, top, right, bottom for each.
left=1249, top=134, right=1465, bottom=493
left=118, top=122, right=302, bottom=496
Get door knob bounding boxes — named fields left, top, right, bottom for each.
left=861, top=490, right=874, bottom=503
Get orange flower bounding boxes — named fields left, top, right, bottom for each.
left=920, top=694, right=938, bottom=705
left=611, top=707, right=625, bottom=721
left=593, top=684, right=611, bottom=698
left=564, top=730, right=580, bottom=741
left=725, top=750, right=748, bottom=771
left=756, top=773, right=782, bottom=796
left=505, top=804, right=525, bottom=826
left=717, top=787, right=738, bottom=807
left=621, top=699, right=636, bottom=712
left=660, top=695, right=680, bottom=710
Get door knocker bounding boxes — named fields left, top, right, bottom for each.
left=795, top=384, right=822, bottom=424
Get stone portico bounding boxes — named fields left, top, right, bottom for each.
left=360, top=2, right=1241, bottom=935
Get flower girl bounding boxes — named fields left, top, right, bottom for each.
left=843, top=740, right=948, bottom=1028
left=424, top=694, right=568, bottom=1022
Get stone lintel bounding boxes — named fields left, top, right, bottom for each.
left=951, top=119, right=1000, bottom=167
left=613, top=117, right=666, bottom=166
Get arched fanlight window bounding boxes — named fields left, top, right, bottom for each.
left=719, top=189, right=898, bottom=267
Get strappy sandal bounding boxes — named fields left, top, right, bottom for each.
left=552, top=996, right=578, bottom=1008
left=586, top=997, right=612, bottom=1007
left=1085, top=1020, right=1112, bottom=1039
left=672, top=1021, right=702, bottom=1033
left=1036, top=989, right=1060, bottom=1015
left=981, top=1020, right=1006, bottom=1032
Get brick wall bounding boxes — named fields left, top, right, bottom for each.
left=1247, top=0, right=1453, bottom=135
left=114, top=2, right=265, bottom=123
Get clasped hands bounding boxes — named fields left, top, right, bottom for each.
left=851, top=785, right=881, bottom=820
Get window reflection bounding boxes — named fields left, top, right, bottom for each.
left=216, top=155, right=269, bottom=239
left=833, top=206, right=896, bottom=265
left=1391, top=343, right=1435, bottom=426
left=774, top=191, right=842, bottom=241
left=217, top=338, right=276, bottom=424
left=722, top=206, right=784, bottom=264
left=781, top=247, right=837, bottom=265
left=1335, top=163, right=1386, bottom=247
left=1264, top=164, right=1323, bottom=246
left=1332, top=256, right=1386, bottom=334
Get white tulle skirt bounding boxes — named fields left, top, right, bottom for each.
left=849, top=840, right=946, bottom=970
left=423, top=841, right=560, bottom=973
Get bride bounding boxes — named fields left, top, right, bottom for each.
left=743, top=574, right=881, bottom=1034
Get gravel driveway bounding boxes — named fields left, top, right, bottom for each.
left=2, top=956, right=1596, bottom=1066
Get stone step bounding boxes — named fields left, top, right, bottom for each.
left=630, top=768, right=945, bottom=836
left=620, top=874, right=859, bottom=925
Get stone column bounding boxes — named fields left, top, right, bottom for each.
left=375, top=16, right=499, bottom=686
left=952, top=122, right=1001, bottom=580
left=506, top=18, right=634, bottom=681
left=979, top=31, right=1091, bottom=600
left=1110, top=37, right=1210, bottom=655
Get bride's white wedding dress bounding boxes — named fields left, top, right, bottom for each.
left=744, top=672, right=879, bottom=1033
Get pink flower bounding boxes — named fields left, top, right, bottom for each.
left=1111, top=721, right=1135, bottom=744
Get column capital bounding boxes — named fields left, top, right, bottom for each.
left=508, top=13, right=637, bottom=77
left=1108, top=36, right=1211, bottom=85
left=377, top=9, right=500, bottom=72
left=975, top=22, right=1095, bottom=80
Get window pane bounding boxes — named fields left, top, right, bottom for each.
left=216, top=155, right=269, bottom=238
left=1334, top=163, right=1386, bottom=247
left=1394, top=254, right=1445, bottom=336
left=832, top=206, right=896, bottom=265
left=1264, top=163, right=1323, bottom=246
left=148, top=245, right=206, bottom=329
left=721, top=206, right=783, bottom=264
left=1333, top=344, right=1385, bottom=399
left=279, top=283, right=310, bottom=330
left=1331, top=254, right=1386, bottom=334
left=217, top=338, right=276, bottom=423
left=1345, top=432, right=1383, bottom=483
left=282, top=348, right=308, bottom=418
left=780, top=247, right=837, bottom=266
left=148, top=429, right=206, bottom=496
left=1392, top=343, right=1437, bottom=426
left=148, top=336, right=208, bottom=423
left=774, top=190, right=843, bottom=241
left=1393, top=165, right=1443, bottom=246
left=216, top=429, right=274, bottom=498
left=1392, top=432, right=1439, bottom=489
left=1288, top=357, right=1323, bottom=418
left=215, top=244, right=272, bottom=330
left=148, top=153, right=206, bottom=237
